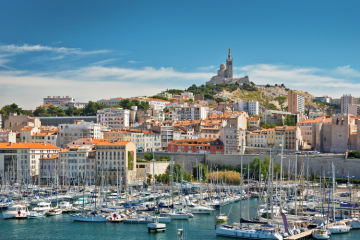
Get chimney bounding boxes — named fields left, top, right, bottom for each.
left=9, top=142, right=12, bottom=146
left=44, top=143, right=46, bottom=146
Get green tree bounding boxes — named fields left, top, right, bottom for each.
left=34, top=106, right=46, bottom=116
left=192, top=163, right=208, bottom=182
left=270, top=123, right=276, bottom=128
left=215, top=97, right=224, bottom=103
left=83, top=101, right=101, bottom=116
left=250, top=157, right=268, bottom=180
left=247, top=121, right=250, bottom=129
left=128, top=151, right=134, bottom=170
left=279, top=118, right=284, bottom=126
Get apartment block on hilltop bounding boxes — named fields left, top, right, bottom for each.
left=43, top=96, right=75, bottom=106
left=288, top=91, right=305, bottom=114
left=169, top=104, right=208, bottom=121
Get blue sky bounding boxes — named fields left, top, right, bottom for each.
left=0, top=0, right=359, bottom=108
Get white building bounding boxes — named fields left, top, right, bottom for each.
left=234, top=100, right=259, bottom=115
left=169, top=104, right=208, bottom=121
left=97, top=97, right=124, bottom=106
left=246, top=131, right=267, bottom=148
left=131, top=97, right=170, bottom=111
left=181, top=92, right=194, bottom=100
left=248, top=101, right=259, bottom=115
left=97, top=108, right=130, bottom=130
left=43, top=96, right=75, bottom=106
left=59, top=120, right=103, bottom=148
left=0, top=129, right=16, bottom=143
left=0, top=142, right=60, bottom=182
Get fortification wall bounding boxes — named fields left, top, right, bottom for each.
left=138, top=152, right=358, bottom=179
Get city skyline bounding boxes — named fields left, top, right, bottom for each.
left=1, top=0, right=360, bottom=108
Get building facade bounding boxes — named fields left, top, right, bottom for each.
left=59, top=120, right=103, bottom=148
left=288, top=91, right=305, bottom=114
left=43, top=96, right=75, bottom=106
left=341, top=94, right=354, bottom=114
left=97, top=108, right=130, bottom=130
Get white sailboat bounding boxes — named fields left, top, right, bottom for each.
left=312, top=228, right=331, bottom=239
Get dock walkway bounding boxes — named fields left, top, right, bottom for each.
left=284, top=220, right=348, bottom=240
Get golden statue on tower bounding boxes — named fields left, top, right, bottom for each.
left=229, top=48, right=231, bottom=54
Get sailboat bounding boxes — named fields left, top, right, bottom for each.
left=71, top=164, right=106, bottom=222
left=312, top=228, right=331, bottom=239
left=215, top=140, right=283, bottom=240
left=147, top=148, right=166, bottom=232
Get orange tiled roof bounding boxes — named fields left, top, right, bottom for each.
left=40, top=154, right=59, bottom=160
left=0, top=143, right=60, bottom=149
left=249, top=117, right=259, bottom=121
left=96, top=141, right=131, bottom=145
left=21, top=126, right=34, bottom=131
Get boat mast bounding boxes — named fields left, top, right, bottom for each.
left=298, top=148, right=304, bottom=214
left=239, top=139, right=244, bottom=226
left=280, top=135, right=284, bottom=209
left=332, top=163, right=335, bottom=222
left=247, top=163, right=250, bottom=220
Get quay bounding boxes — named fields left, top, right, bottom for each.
left=285, top=220, right=349, bottom=240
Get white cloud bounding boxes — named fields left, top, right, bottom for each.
left=91, top=58, right=118, bottom=65
left=333, top=65, right=360, bottom=78
left=197, top=65, right=215, bottom=71
left=0, top=44, right=109, bottom=55
left=128, top=60, right=137, bottom=63
left=235, top=64, right=360, bottom=98
left=0, top=66, right=212, bottom=108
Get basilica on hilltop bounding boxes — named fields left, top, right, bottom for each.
left=206, top=49, right=250, bottom=85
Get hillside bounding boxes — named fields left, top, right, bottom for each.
left=163, top=83, right=337, bottom=113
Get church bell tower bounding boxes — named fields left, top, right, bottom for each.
left=226, top=48, right=233, bottom=78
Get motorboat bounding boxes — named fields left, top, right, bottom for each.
left=350, top=217, right=360, bottom=229
left=107, top=212, right=127, bottom=222
left=312, top=228, right=331, bottom=239
left=73, top=197, right=89, bottom=206
left=217, top=213, right=228, bottom=222
left=32, top=201, right=52, bottom=212
left=123, top=214, right=152, bottom=223
left=47, top=208, right=63, bottom=216
left=191, top=205, right=215, bottom=214
left=27, top=211, right=46, bottom=219
left=327, top=221, right=350, bottom=234
left=169, top=210, right=190, bottom=220
left=2, top=204, right=30, bottom=219
left=59, top=201, right=72, bottom=209
left=71, top=212, right=107, bottom=222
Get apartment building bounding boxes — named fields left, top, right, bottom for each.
left=348, top=105, right=360, bottom=116
left=30, top=132, right=59, bottom=147
left=20, top=126, right=39, bottom=142
left=234, top=100, right=259, bottom=115
left=4, top=113, right=41, bottom=131
left=284, top=126, right=302, bottom=150
left=130, top=97, right=170, bottom=111
left=0, top=142, right=60, bottom=182
left=97, top=97, right=124, bottom=106
left=151, top=122, right=175, bottom=150
left=296, top=116, right=326, bottom=146
left=97, top=108, right=130, bottom=130
left=220, top=126, right=246, bottom=154
left=43, top=96, right=75, bottom=106
left=167, top=138, right=224, bottom=154
left=169, top=104, right=208, bottom=121
left=288, top=91, right=305, bottom=114
left=59, top=120, right=103, bottom=148
left=95, top=141, right=136, bottom=185
left=247, top=130, right=267, bottom=148
left=103, top=130, right=161, bottom=152
left=341, top=94, right=354, bottom=114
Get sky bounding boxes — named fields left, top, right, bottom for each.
left=0, top=0, right=359, bottom=109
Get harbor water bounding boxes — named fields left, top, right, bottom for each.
left=1, top=198, right=359, bottom=240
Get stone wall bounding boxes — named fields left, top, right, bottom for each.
left=138, top=152, right=360, bottom=179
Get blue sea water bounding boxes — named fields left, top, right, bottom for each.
left=0, top=198, right=358, bottom=240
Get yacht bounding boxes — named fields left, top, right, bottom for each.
left=191, top=205, right=215, bottom=214
left=327, top=221, right=350, bottom=234
left=27, top=211, right=46, bottom=219
left=216, top=225, right=283, bottom=240
left=2, top=204, right=30, bottom=219
left=217, top=213, right=228, bottom=222
left=170, top=210, right=191, bottom=220
left=350, top=217, right=360, bottom=229
left=59, top=201, right=72, bottom=209
left=32, top=202, right=52, bottom=212
left=312, top=228, right=331, bottom=239
left=73, top=197, right=89, bottom=206
left=71, top=212, right=107, bottom=222
left=123, top=214, right=152, bottom=223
